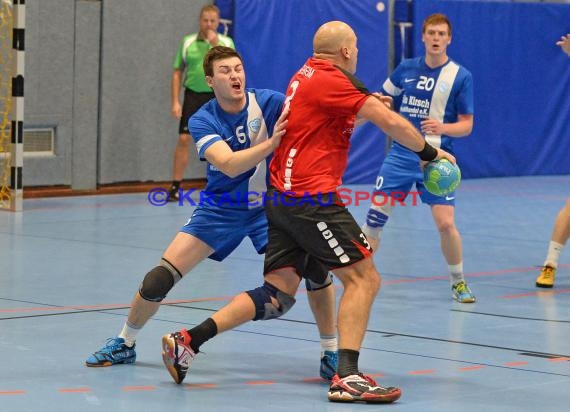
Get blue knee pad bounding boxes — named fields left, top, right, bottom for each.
left=246, top=282, right=296, bottom=321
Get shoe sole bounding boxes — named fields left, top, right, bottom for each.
left=161, top=335, right=183, bottom=384
left=85, top=362, right=113, bottom=367
left=328, top=389, right=402, bottom=403
left=456, top=298, right=476, bottom=303
left=453, top=296, right=476, bottom=303
left=536, top=283, right=553, bottom=288
left=85, top=357, right=136, bottom=367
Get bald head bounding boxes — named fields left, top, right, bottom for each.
left=313, top=21, right=358, bottom=73
left=313, top=21, right=356, bottom=55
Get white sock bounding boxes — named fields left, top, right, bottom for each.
left=118, top=321, right=141, bottom=347
left=320, top=335, right=337, bottom=356
left=544, top=241, right=564, bottom=268
left=449, top=262, right=464, bottom=285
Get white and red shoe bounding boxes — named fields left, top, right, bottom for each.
left=161, top=328, right=196, bottom=384
left=328, top=373, right=402, bottom=403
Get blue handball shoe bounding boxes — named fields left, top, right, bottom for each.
left=320, top=350, right=338, bottom=381
left=452, top=281, right=476, bottom=303
left=85, top=337, right=136, bottom=367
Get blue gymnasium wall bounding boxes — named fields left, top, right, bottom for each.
left=227, top=0, right=390, bottom=184
left=222, top=0, right=570, bottom=182
left=414, top=0, right=570, bottom=178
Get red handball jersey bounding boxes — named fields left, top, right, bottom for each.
left=269, top=58, right=370, bottom=196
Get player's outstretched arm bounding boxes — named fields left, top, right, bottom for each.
left=358, top=95, right=455, bottom=164
left=355, top=92, right=392, bottom=127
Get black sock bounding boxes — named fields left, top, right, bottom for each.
left=171, top=180, right=181, bottom=190
left=337, top=348, right=360, bottom=377
left=188, top=317, right=218, bottom=353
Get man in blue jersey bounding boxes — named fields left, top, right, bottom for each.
left=86, top=46, right=338, bottom=381
left=361, top=13, right=476, bottom=303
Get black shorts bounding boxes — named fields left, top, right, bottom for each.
left=178, top=89, right=215, bottom=134
left=263, top=187, right=372, bottom=284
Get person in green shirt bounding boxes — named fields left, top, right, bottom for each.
left=169, top=4, right=235, bottom=201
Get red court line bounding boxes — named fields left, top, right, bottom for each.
left=408, top=369, right=435, bottom=375
left=0, top=356, right=561, bottom=395
left=504, top=361, right=528, bottom=367
left=549, top=357, right=570, bottom=362
left=501, top=289, right=570, bottom=299
left=466, top=266, right=541, bottom=278
left=302, top=377, right=326, bottom=383
left=0, top=303, right=131, bottom=313
left=0, top=297, right=232, bottom=314
left=385, top=275, right=447, bottom=284
left=384, top=265, right=546, bottom=286
left=459, top=365, right=485, bottom=371
left=4, top=264, right=568, bottom=314
left=121, top=386, right=156, bottom=392
left=58, top=388, right=91, bottom=393
left=458, top=184, right=569, bottom=200
left=185, top=383, right=217, bottom=389
left=368, top=372, right=386, bottom=378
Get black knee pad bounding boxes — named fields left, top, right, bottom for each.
left=139, top=259, right=182, bottom=302
left=305, top=273, right=333, bottom=291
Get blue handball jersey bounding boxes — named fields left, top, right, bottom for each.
left=382, top=57, right=473, bottom=162
left=188, top=89, right=284, bottom=210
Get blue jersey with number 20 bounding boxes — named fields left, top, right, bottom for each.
left=382, top=56, right=473, bottom=163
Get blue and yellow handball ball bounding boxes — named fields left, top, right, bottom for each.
left=423, top=159, right=461, bottom=196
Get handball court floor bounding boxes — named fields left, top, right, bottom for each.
left=1, top=175, right=569, bottom=412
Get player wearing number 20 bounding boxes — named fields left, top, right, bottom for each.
left=362, top=13, right=476, bottom=303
